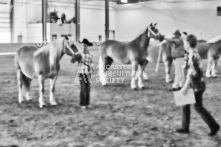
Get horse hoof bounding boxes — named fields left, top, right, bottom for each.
left=205, top=73, right=212, bottom=78
left=18, top=99, right=25, bottom=104
left=143, top=78, right=149, bottom=81
left=166, top=79, right=172, bottom=83
left=139, top=86, right=145, bottom=90
left=131, top=86, right=138, bottom=90
left=101, top=83, right=107, bottom=86
left=39, top=104, right=46, bottom=109
left=18, top=100, right=24, bottom=105
left=206, top=75, right=212, bottom=78
left=212, top=75, right=218, bottom=78
left=143, top=76, right=149, bottom=81
left=138, top=84, right=144, bottom=89
left=39, top=102, right=46, bottom=108
left=26, top=98, right=32, bottom=102
left=50, top=101, right=58, bottom=106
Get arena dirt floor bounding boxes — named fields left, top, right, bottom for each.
left=1, top=46, right=221, bottom=147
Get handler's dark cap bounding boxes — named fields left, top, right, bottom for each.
left=173, top=30, right=181, bottom=36
left=80, top=38, right=93, bottom=46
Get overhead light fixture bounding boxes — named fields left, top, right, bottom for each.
left=121, top=0, right=128, bottom=3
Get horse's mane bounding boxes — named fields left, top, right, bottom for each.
left=207, top=35, right=221, bottom=43
left=34, top=38, right=65, bottom=69
left=132, top=28, right=149, bottom=49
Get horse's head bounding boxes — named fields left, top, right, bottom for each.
left=63, top=36, right=80, bottom=56
left=70, top=53, right=82, bottom=63
left=147, top=23, right=164, bottom=42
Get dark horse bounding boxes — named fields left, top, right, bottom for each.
left=99, top=23, right=163, bottom=89
left=14, top=37, right=80, bottom=108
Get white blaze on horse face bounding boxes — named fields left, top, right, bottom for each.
left=148, top=26, right=159, bottom=39
left=64, top=39, right=74, bottom=55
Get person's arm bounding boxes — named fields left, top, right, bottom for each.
left=180, top=73, right=191, bottom=95
left=180, top=54, right=196, bottom=95
left=164, top=37, right=181, bottom=45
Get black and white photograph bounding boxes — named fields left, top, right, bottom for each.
left=0, top=0, right=221, bottom=146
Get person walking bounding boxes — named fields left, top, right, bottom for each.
left=177, top=34, right=220, bottom=136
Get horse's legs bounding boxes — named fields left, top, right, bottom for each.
left=142, top=71, right=149, bottom=80
left=206, top=57, right=213, bottom=78
left=212, top=57, right=219, bottom=76
left=164, top=60, right=172, bottom=83
left=136, top=66, right=149, bottom=81
left=99, top=56, right=107, bottom=85
left=49, top=77, right=58, bottom=106
left=38, top=75, right=46, bottom=108
left=99, top=56, right=113, bottom=86
left=137, top=64, right=146, bottom=89
left=214, top=57, right=219, bottom=74
left=137, top=59, right=148, bottom=89
left=211, top=58, right=218, bottom=77
left=131, top=61, right=138, bottom=90
left=25, top=79, right=32, bottom=101
left=17, top=70, right=24, bottom=104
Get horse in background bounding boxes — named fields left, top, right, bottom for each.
left=14, top=37, right=80, bottom=108
left=147, top=34, right=221, bottom=83
left=99, top=23, right=163, bottom=89
left=182, top=33, right=221, bottom=78
left=200, top=37, right=221, bottom=78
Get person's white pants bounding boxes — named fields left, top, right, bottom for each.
left=172, top=57, right=185, bottom=88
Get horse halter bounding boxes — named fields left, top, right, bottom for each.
left=147, top=26, right=160, bottom=39
left=64, top=40, right=79, bottom=55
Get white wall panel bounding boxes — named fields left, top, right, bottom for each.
left=116, top=1, right=221, bottom=41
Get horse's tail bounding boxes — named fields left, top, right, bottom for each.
left=14, top=52, right=31, bottom=94
left=14, top=51, right=20, bottom=70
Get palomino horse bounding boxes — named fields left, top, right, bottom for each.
left=14, top=37, right=80, bottom=108
left=99, top=23, right=162, bottom=89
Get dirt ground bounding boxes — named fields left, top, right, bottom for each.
left=1, top=47, right=221, bottom=147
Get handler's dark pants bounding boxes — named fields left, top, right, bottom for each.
left=181, top=91, right=220, bottom=131
left=79, top=73, right=90, bottom=106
